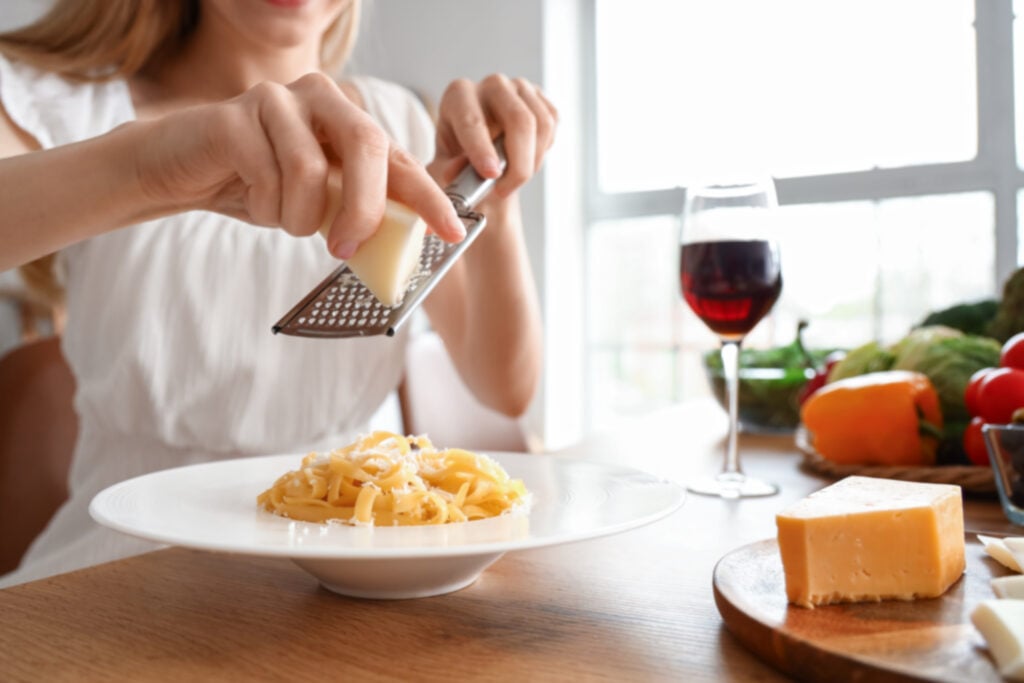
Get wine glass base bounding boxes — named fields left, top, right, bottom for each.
left=687, top=473, right=778, bottom=499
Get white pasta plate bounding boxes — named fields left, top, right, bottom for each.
left=90, top=452, right=685, bottom=599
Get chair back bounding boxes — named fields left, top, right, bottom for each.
left=0, top=337, right=77, bottom=575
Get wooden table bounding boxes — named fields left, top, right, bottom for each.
left=0, top=400, right=1015, bottom=682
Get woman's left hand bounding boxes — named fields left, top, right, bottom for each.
left=428, top=74, right=557, bottom=199
left=421, top=74, right=552, bottom=417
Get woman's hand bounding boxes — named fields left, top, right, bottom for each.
left=428, top=74, right=558, bottom=200
left=131, top=73, right=466, bottom=259
left=422, top=74, right=554, bottom=417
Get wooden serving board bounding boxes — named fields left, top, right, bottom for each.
left=713, top=535, right=1012, bottom=682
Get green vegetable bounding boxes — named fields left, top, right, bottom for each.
left=703, top=322, right=840, bottom=431
left=704, top=351, right=835, bottom=376
left=891, top=334, right=1002, bottom=425
left=704, top=323, right=834, bottom=371
left=919, top=300, right=999, bottom=337
left=827, top=341, right=895, bottom=383
left=989, top=267, right=1024, bottom=342
left=703, top=364, right=813, bottom=432
left=891, top=325, right=964, bottom=369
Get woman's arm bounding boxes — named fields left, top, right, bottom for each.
left=0, top=109, right=160, bottom=271
left=423, top=74, right=557, bottom=417
left=0, top=72, right=466, bottom=271
left=423, top=193, right=542, bottom=417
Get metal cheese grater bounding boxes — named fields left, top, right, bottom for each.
left=273, top=139, right=507, bottom=338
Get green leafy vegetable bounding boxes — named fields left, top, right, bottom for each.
left=703, top=323, right=840, bottom=431
left=919, top=300, right=999, bottom=337
left=989, top=267, right=1024, bottom=342
left=891, top=325, right=964, bottom=370
left=826, top=342, right=895, bottom=383
left=891, top=334, right=1002, bottom=425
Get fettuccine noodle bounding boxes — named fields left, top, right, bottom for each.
left=257, top=431, right=528, bottom=526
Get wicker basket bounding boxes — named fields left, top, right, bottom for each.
left=796, top=426, right=997, bottom=496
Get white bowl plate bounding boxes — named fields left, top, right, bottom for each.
left=91, top=452, right=685, bottom=599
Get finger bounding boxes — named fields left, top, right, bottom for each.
left=387, top=145, right=466, bottom=243
left=512, top=78, right=557, bottom=171
left=333, top=118, right=390, bottom=258
left=537, top=89, right=559, bottom=123
left=215, top=97, right=282, bottom=226
left=257, top=82, right=329, bottom=237
left=293, top=73, right=389, bottom=258
left=438, top=78, right=502, bottom=178
left=478, top=74, right=536, bottom=197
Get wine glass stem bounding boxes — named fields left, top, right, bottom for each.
left=720, top=339, right=743, bottom=477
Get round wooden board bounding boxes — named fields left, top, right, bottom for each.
left=713, top=535, right=1011, bottom=682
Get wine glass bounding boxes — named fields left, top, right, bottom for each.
left=679, top=178, right=782, bottom=498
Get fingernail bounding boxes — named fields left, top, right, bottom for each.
left=482, top=156, right=502, bottom=177
left=335, top=240, right=359, bottom=260
left=449, top=214, right=467, bottom=240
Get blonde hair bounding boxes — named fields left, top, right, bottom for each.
left=1, top=0, right=362, bottom=304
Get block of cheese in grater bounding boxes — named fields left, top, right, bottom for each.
left=274, top=137, right=505, bottom=338
left=318, top=166, right=427, bottom=308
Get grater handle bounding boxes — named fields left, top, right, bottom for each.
left=443, top=137, right=508, bottom=214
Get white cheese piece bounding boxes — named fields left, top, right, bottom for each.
left=972, top=600, right=1024, bottom=680
left=993, top=576, right=1024, bottom=599
left=345, top=202, right=426, bottom=307
left=1003, top=538, right=1024, bottom=575
left=318, top=167, right=427, bottom=307
left=979, top=534, right=1023, bottom=573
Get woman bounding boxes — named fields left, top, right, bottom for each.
left=0, top=0, right=553, bottom=586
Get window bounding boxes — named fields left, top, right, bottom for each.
left=584, top=0, right=1021, bottom=427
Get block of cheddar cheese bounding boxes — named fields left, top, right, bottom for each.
left=318, top=166, right=427, bottom=307
left=776, top=475, right=965, bottom=608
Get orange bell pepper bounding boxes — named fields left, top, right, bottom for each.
left=800, top=370, right=944, bottom=466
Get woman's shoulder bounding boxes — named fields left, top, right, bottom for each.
left=344, top=75, right=435, bottom=162
left=345, top=74, right=428, bottom=104
left=0, top=52, right=133, bottom=147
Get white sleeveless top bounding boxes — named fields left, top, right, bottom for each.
left=0, top=55, right=436, bottom=586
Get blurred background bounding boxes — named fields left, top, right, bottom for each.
left=1, top=0, right=1021, bottom=450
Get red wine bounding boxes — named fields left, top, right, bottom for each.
left=680, top=239, right=781, bottom=339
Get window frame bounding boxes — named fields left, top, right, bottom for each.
left=579, top=0, right=1021, bottom=427
left=581, top=0, right=1021, bottom=289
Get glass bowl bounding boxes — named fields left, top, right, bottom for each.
left=703, top=363, right=815, bottom=434
left=983, top=423, right=1024, bottom=524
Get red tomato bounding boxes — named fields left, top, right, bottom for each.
left=963, top=417, right=990, bottom=466
left=977, top=367, right=1024, bottom=423
left=1002, top=332, right=1024, bottom=370
left=965, top=367, right=996, bottom=417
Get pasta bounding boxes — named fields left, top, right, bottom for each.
left=257, top=431, right=529, bottom=526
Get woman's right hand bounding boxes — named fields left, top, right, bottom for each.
left=131, top=72, right=465, bottom=259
